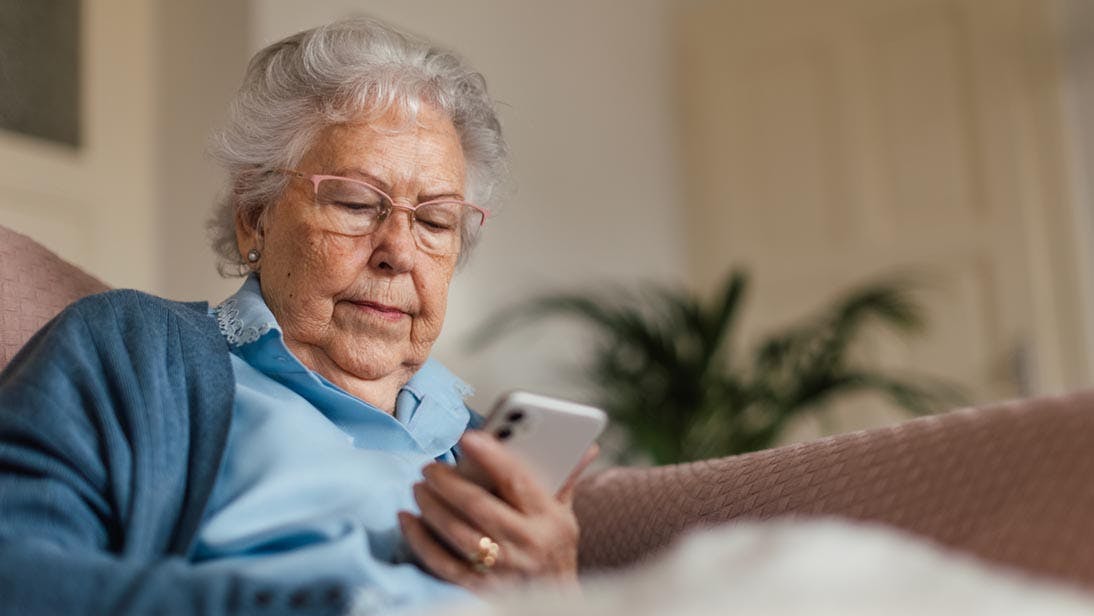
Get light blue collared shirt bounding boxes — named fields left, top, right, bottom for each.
left=191, top=275, right=476, bottom=613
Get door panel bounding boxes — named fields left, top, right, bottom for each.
left=677, top=0, right=1088, bottom=438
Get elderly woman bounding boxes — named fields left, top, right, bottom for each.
left=0, top=17, right=593, bottom=616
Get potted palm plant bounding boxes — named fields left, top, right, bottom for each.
left=469, top=270, right=963, bottom=465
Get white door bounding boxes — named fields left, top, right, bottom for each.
left=676, top=0, right=1091, bottom=437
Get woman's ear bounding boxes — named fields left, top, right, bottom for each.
left=234, top=205, right=265, bottom=271
left=234, top=206, right=263, bottom=264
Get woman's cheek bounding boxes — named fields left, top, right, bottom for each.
left=304, top=235, right=363, bottom=285
left=413, top=277, right=451, bottom=345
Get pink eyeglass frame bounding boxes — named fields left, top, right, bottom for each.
left=276, top=168, right=490, bottom=227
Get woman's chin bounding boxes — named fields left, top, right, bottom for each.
left=328, top=339, right=423, bottom=379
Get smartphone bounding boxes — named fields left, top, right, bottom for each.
left=457, top=390, right=608, bottom=495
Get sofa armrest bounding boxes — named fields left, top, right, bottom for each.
left=573, top=390, right=1094, bottom=589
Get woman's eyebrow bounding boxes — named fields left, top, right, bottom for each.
left=332, top=167, right=466, bottom=202
left=419, top=190, right=467, bottom=202
left=331, top=167, right=392, bottom=192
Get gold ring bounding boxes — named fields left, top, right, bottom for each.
left=469, top=535, right=500, bottom=573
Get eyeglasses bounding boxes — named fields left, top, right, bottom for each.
left=276, top=169, right=489, bottom=256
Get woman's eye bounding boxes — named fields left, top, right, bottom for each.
left=416, top=206, right=461, bottom=232
left=417, top=221, right=452, bottom=233
left=417, top=217, right=456, bottom=232
left=336, top=200, right=382, bottom=214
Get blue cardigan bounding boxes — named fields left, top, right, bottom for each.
left=0, top=291, right=350, bottom=615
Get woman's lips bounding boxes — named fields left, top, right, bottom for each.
left=350, top=300, right=410, bottom=322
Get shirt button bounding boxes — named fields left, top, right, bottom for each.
left=324, top=585, right=346, bottom=606
left=288, top=589, right=311, bottom=608
left=253, top=589, right=274, bottom=607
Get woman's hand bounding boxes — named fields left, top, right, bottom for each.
left=398, top=430, right=598, bottom=593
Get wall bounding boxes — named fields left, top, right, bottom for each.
left=1056, top=0, right=1094, bottom=384
left=249, top=0, right=688, bottom=408
left=156, top=0, right=251, bottom=303
left=0, top=0, right=159, bottom=292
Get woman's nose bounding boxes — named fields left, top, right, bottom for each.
left=367, top=209, right=418, bottom=273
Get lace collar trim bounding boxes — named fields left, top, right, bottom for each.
left=212, top=297, right=272, bottom=347
left=211, top=274, right=277, bottom=348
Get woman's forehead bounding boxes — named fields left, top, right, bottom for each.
left=309, top=112, right=466, bottom=193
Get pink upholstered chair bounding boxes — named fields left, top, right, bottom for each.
left=3, top=223, right=1094, bottom=591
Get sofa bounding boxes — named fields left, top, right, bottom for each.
left=3, top=223, right=1094, bottom=592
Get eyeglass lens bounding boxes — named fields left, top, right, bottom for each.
left=313, top=178, right=483, bottom=255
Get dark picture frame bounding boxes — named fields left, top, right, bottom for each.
left=0, top=0, right=81, bottom=147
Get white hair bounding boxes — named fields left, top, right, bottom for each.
left=207, top=17, right=509, bottom=274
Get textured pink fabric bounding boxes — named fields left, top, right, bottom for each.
left=0, top=225, right=108, bottom=371
left=574, top=391, right=1094, bottom=589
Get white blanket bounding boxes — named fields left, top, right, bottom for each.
left=438, top=519, right=1094, bottom=616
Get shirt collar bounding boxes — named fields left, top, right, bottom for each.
left=402, top=359, right=475, bottom=415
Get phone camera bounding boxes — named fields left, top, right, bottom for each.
left=506, top=410, right=525, bottom=423
left=496, top=427, right=513, bottom=440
